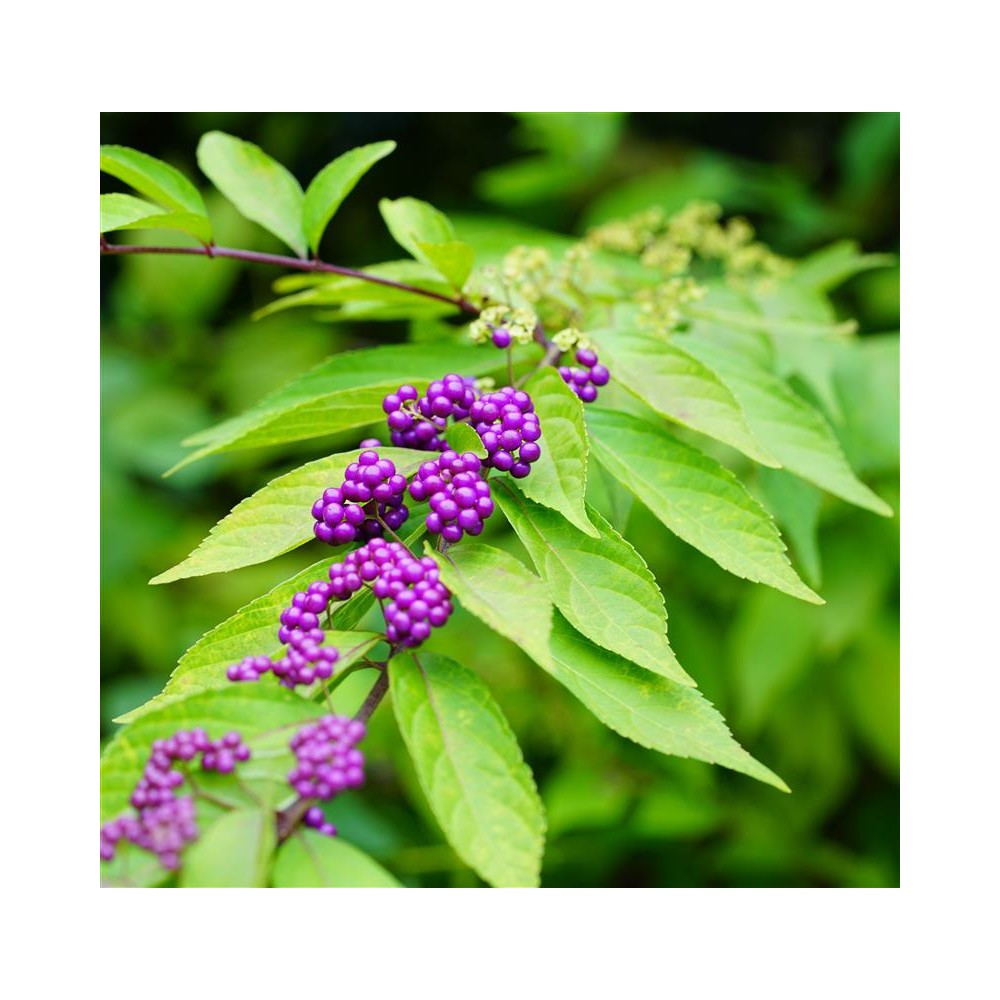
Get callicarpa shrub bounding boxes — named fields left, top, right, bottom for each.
left=99, top=133, right=894, bottom=888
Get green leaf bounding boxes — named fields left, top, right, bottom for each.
left=449, top=213, right=583, bottom=263
left=100, top=192, right=161, bottom=230
left=152, top=447, right=425, bottom=583
left=598, top=327, right=778, bottom=466
left=379, top=196, right=456, bottom=258
left=100, top=144, right=208, bottom=216
left=101, top=194, right=212, bottom=243
left=494, top=481, right=693, bottom=686
left=755, top=466, right=823, bottom=587
left=180, top=807, right=276, bottom=888
left=478, top=113, right=625, bottom=207
left=100, top=193, right=212, bottom=243
left=832, top=334, right=900, bottom=476
left=769, top=331, right=846, bottom=423
left=144, top=630, right=376, bottom=722
left=790, top=240, right=896, bottom=293
left=303, top=140, right=396, bottom=254
left=197, top=131, right=307, bottom=257
left=547, top=613, right=788, bottom=791
left=390, top=653, right=546, bottom=887
left=586, top=408, right=821, bottom=604
left=443, top=420, right=487, bottom=457
left=101, top=844, right=173, bottom=889
left=729, top=588, right=819, bottom=735
left=273, top=260, right=447, bottom=296
left=170, top=342, right=498, bottom=472
left=431, top=543, right=553, bottom=670
left=272, top=831, right=402, bottom=887
left=118, top=555, right=384, bottom=723
left=257, top=260, right=453, bottom=320
left=415, top=240, right=475, bottom=289
left=378, top=197, right=475, bottom=287
left=685, top=301, right=856, bottom=339
left=313, top=298, right=456, bottom=323
left=586, top=458, right=634, bottom=534
left=679, top=334, right=893, bottom=516
left=517, top=367, right=597, bottom=537
left=101, top=685, right=325, bottom=821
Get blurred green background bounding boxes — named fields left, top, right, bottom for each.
left=100, top=112, right=899, bottom=887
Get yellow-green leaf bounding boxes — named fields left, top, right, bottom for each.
left=547, top=613, right=788, bottom=792
left=272, top=832, right=402, bottom=887
left=519, top=367, right=597, bottom=537
left=586, top=407, right=821, bottom=603
left=303, top=140, right=396, bottom=254
left=100, top=144, right=208, bottom=216
left=152, top=447, right=426, bottom=583
left=495, top=481, right=693, bottom=686
left=197, top=131, right=306, bottom=257
left=390, top=653, right=546, bottom=887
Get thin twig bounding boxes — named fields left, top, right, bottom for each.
left=355, top=668, right=390, bottom=723
left=517, top=321, right=562, bottom=386
left=373, top=508, right=412, bottom=551
left=100, top=241, right=479, bottom=315
left=276, top=796, right=315, bottom=843
left=184, top=770, right=237, bottom=811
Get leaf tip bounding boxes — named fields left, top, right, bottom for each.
left=871, top=497, right=895, bottom=518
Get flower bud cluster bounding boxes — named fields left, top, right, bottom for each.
left=468, top=304, right=537, bottom=347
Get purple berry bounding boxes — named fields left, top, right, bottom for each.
left=519, top=441, right=542, bottom=464
left=589, top=364, right=610, bottom=387
left=560, top=347, right=608, bottom=403
left=492, top=327, right=512, bottom=349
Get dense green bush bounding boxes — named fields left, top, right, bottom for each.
left=100, top=113, right=899, bottom=887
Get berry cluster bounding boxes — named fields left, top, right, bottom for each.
left=101, top=729, right=251, bottom=870
left=559, top=347, right=609, bottom=404
left=288, top=715, right=366, bottom=812
left=469, top=387, right=542, bottom=477
left=383, top=374, right=477, bottom=452
left=227, top=653, right=276, bottom=683
left=228, top=582, right=342, bottom=688
left=275, top=628, right=341, bottom=688
left=312, top=450, right=409, bottom=546
left=377, top=550, right=453, bottom=646
left=408, top=450, right=495, bottom=542
left=100, top=798, right=198, bottom=872
left=328, top=541, right=454, bottom=646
